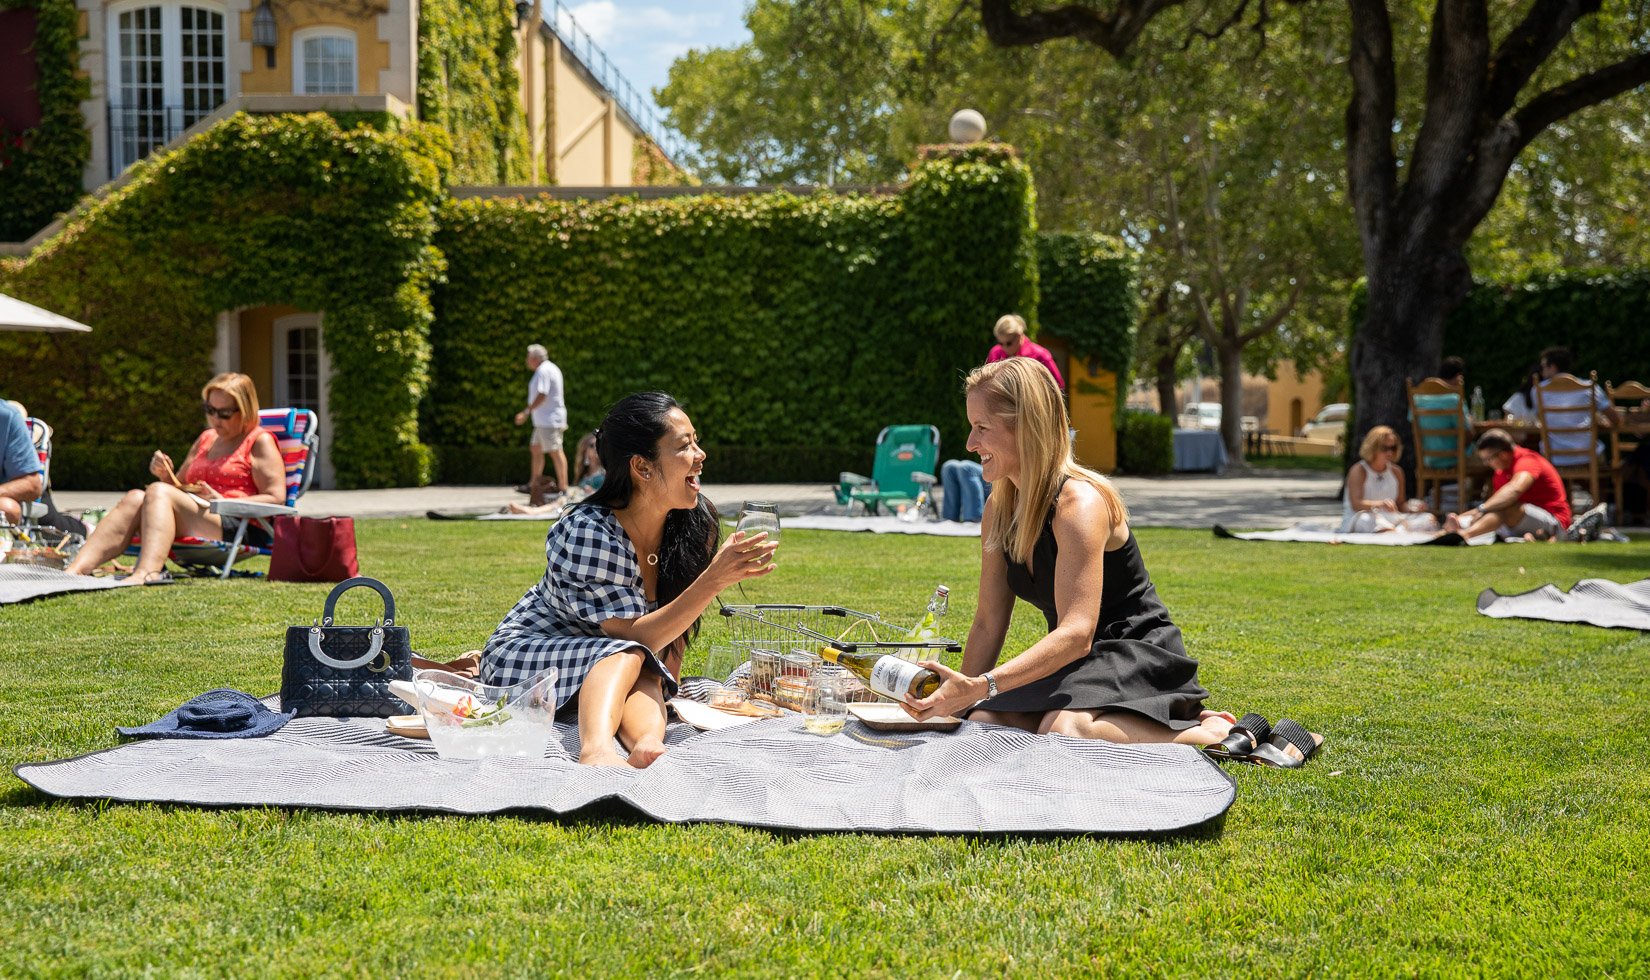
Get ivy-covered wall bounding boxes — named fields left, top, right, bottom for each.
left=427, top=145, right=1040, bottom=481
left=417, top=0, right=532, bottom=185
left=0, top=0, right=90, bottom=241
left=1037, top=231, right=1137, bottom=378
left=0, top=112, right=449, bottom=488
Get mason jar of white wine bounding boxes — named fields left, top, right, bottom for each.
left=820, top=647, right=940, bottom=700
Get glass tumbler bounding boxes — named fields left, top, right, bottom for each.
left=803, top=673, right=849, bottom=736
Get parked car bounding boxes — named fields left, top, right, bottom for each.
left=1298, top=402, right=1350, bottom=443
left=1177, top=401, right=1259, bottom=433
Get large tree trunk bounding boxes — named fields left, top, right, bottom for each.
left=1217, top=341, right=1245, bottom=464
left=1153, top=346, right=1179, bottom=418
left=1350, top=242, right=1472, bottom=480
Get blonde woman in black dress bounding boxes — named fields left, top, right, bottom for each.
left=904, top=358, right=1247, bottom=748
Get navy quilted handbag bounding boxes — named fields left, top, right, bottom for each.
left=280, top=577, right=414, bottom=718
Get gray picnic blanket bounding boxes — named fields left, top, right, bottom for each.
left=0, top=564, right=125, bottom=604
left=784, top=515, right=981, bottom=536
left=1214, top=523, right=1495, bottom=546
left=1477, top=578, right=1650, bottom=631
left=15, top=706, right=1235, bottom=835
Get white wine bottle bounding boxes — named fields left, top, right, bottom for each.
left=821, top=647, right=940, bottom=700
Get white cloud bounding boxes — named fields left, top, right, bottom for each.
left=563, top=1, right=619, bottom=45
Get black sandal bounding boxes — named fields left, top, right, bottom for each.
left=1204, top=713, right=1270, bottom=761
left=1247, top=718, right=1322, bottom=769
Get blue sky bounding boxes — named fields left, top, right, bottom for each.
left=557, top=1, right=751, bottom=118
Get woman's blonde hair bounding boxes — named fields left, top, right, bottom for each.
left=201, top=372, right=260, bottom=435
left=1358, top=424, right=1401, bottom=464
left=993, top=313, right=1027, bottom=344
left=965, top=358, right=1127, bottom=564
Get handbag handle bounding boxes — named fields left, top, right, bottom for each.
left=307, top=625, right=384, bottom=670
left=320, top=576, right=395, bottom=627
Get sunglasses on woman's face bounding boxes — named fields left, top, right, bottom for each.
left=1382, top=444, right=1399, bottom=452
left=202, top=402, right=240, bottom=420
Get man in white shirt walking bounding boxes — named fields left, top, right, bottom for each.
left=514, top=344, right=568, bottom=503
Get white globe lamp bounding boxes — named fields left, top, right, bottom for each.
left=948, top=109, right=987, bottom=144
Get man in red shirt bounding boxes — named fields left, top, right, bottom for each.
left=986, top=314, right=1065, bottom=391
left=1444, top=428, right=1580, bottom=540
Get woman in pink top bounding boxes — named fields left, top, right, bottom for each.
left=66, top=373, right=287, bottom=584
left=986, top=314, right=1065, bottom=391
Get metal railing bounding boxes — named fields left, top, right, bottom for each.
left=541, top=0, right=690, bottom=167
left=108, top=103, right=219, bottom=175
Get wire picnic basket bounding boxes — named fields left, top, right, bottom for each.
left=714, top=603, right=961, bottom=706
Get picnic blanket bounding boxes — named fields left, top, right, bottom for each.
left=426, top=510, right=560, bottom=521
left=785, top=515, right=982, bottom=537
left=16, top=699, right=1235, bottom=835
left=1477, top=578, right=1650, bottom=631
left=1213, top=523, right=1495, bottom=546
left=0, top=565, right=125, bottom=604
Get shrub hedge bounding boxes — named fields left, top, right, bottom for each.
left=427, top=145, right=1040, bottom=482
left=1116, top=409, right=1173, bottom=475
left=1442, top=270, right=1650, bottom=402
left=0, top=112, right=450, bottom=488
left=1350, top=271, right=1650, bottom=408
left=0, top=0, right=90, bottom=242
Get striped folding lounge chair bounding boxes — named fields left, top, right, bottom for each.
left=19, top=417, right=53, bottom=524
left=140, top=408, right=320, bottom=578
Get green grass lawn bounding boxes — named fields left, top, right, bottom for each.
left=4, top=520, right=1649, bottom=974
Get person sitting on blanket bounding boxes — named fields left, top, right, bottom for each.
left=64, top=373, right=287, bottom=584
left=572, top=429, right=605, bottom=494
left=1340, top=425, right=1438, bottom=534
left=0, top=399, right=45, bottom=527
left=1442, top=428, right=1577, bottom=541
left=479, top=392, right=778, bottom=768
left=900, top=359, right=1320, bottom=760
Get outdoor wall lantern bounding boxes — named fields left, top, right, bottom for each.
left=515, top=0, right=532, bottom=29
left=253, top=0, right=277, bottom=69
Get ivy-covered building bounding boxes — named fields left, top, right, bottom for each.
left=0, top=0, right=686, bottom=486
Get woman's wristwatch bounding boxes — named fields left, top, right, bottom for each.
left=983, top=671, right=999, bottom=699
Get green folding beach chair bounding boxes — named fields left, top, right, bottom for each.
left=834, top=424, right=941, bottom=517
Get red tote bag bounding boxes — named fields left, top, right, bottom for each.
left=268, top=515, right=360, bottom=583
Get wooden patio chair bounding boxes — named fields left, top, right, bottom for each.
left=1407, top=377, right=1474, bottom=513
left=1535, top=371, right=1604, bottom=510
left=1605, top=379, right=1650, bottom=522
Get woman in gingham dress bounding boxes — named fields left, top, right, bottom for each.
left=483, top=392, right=778, bottom=768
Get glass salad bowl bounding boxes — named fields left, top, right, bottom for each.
left=409, top=667, right=559, bottom=761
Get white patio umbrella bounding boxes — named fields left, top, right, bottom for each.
left=0, top=292, right=92, bottom=333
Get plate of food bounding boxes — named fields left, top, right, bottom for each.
left=846, top=701, right=962, bottom=732
left=669, top=696, right=783, bottom=732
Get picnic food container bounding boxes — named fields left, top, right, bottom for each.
left=0, top=523, right=83, bottom=570
left=410, top=667, right=559, bottom=761
left=719, top=604, right=960, bottom=705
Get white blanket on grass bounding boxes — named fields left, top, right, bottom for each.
left=1477, top=578, right=1650, bottom=631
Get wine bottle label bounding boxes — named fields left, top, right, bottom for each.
left=868, top=657, right=925, bottom=699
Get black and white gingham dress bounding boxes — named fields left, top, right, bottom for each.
left=481, top=504, right=674, bottom=708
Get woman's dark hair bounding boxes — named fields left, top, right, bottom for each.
left=580, top=392, right=719, bottom=644
left=1439, top=356, right=1465, bottom=383
left=1521, top=364, right=1540, bottom=407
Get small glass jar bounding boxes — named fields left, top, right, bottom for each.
left=749, top=649, right=780, bottom=698
left=774, top=674, right=813, bottom=712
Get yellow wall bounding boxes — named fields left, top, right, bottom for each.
left=236, top=304, right=301, bottom=405
left=238, top=2, right=390, bottom=95
left=1263, top=359, right=1327, bottom=437
left=1068, top=358, right=1118, bottom=473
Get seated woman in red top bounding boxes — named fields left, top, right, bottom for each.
left=65, top=373, right=287, bottom=584
left=1443, top=428, right=1573, bottom=541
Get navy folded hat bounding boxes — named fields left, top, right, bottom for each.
left=118, top=688, right=294, bottom=740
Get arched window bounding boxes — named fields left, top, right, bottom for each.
left=106, top=1, right=229, bottom=172
left=293, top=28, right=356, bottom=95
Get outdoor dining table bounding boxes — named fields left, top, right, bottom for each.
left=1172, top=428, right=1228, bottom=473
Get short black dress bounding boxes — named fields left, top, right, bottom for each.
left=973, top=507, right=1210, bottom=730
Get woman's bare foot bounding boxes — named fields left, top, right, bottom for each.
left=626, top=737, right=668, bottom=769
left=1199, top=709, right=1238, bottom=725
left=579, top=749, right=630, bottom=768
